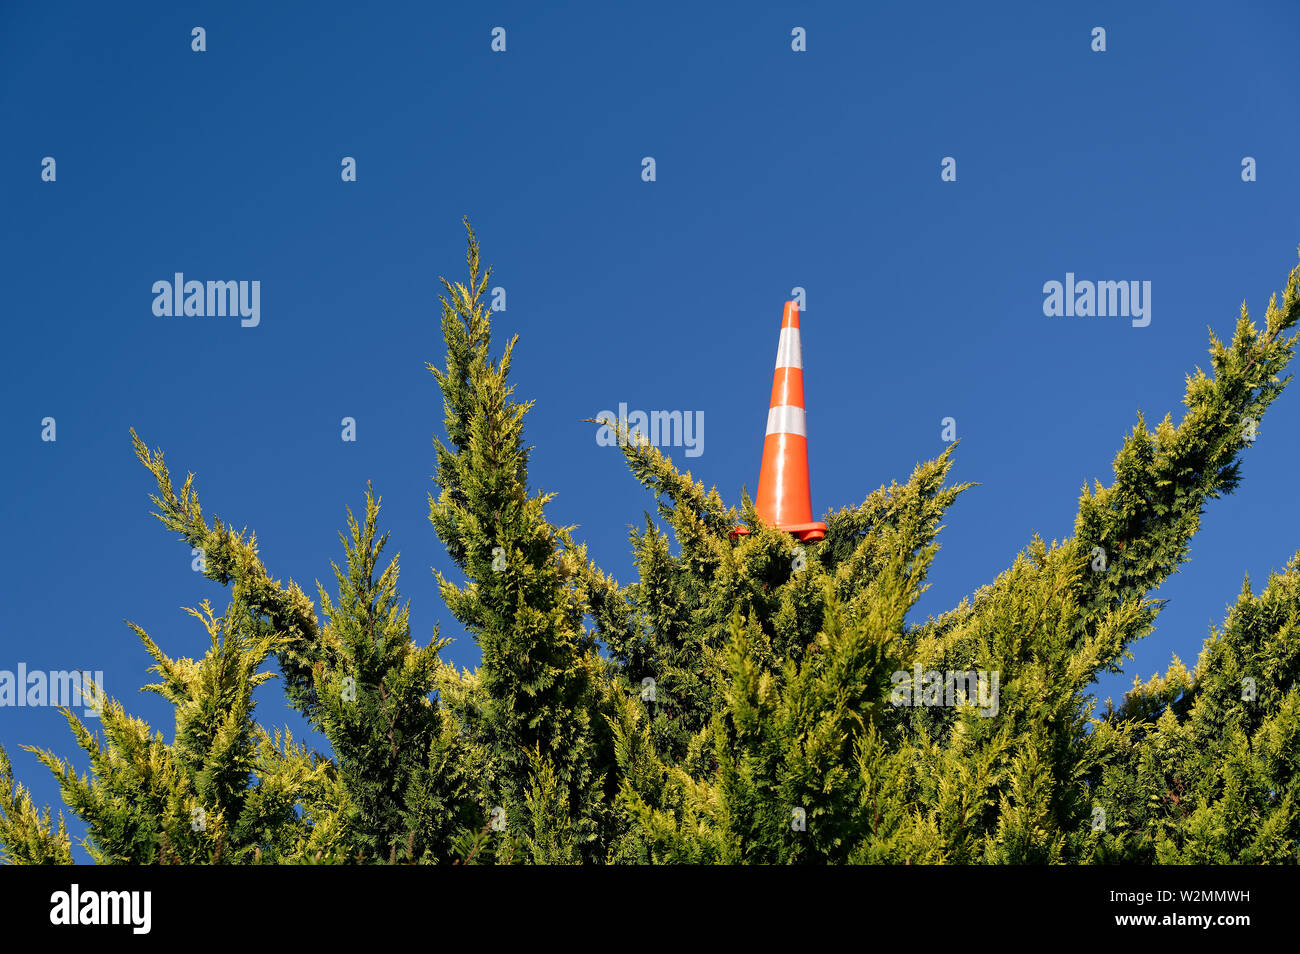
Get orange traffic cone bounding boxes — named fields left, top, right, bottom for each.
left=734, top=301, right=826, bottom=543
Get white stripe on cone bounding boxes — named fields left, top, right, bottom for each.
left=775, top=328, right=802, bottom=369
left=766, top=405, right=806, bottom=436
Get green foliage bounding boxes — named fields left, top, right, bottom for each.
left=425, top=229, right=612, bottom=859
left=1088, top=555, right=1300, bottom=863
left=308, top=489, right=474, bottom=862
left=16, top=601, right=332, bottom=863
left=4, top=222, right=1299, bottom=864
left=0, top=747, right=72, bottom=864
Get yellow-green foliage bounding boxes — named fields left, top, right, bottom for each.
left=4, top=223, right=1299, bottom=864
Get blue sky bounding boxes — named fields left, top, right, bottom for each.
left=2, top=0, right=1298, bottom=859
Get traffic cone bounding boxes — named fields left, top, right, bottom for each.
left=733, top=301, right=826, bottom=543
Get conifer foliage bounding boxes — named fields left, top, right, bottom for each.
left=3, top=221, right=1300, bottom=864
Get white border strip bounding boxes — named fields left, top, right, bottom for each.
left=774, top=328, right=802, bottom=369
left=766, top=405, right=806, bottom=436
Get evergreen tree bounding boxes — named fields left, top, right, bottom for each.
left=2, top=222, right=1297, bottom=864
left=11, top=598, right=332, bottom=863
left=425, top=227, right=615, bottom=861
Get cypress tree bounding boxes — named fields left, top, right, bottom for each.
left=3, top=224, right=1297, bottom=865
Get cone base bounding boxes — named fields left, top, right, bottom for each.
left=729, top=521, right=826, bottom=542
